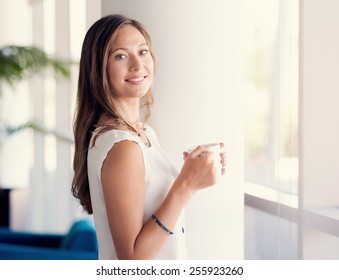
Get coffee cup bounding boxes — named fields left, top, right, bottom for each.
left=187, top=143, right=223, bottom=176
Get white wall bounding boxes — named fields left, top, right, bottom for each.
left=300, top=0, right=339, bottom=209
left=300, top=0, right=339, bottom=259
left=102, top=0, right=244, bottom=259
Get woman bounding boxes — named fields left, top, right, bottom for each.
left=72, top=14, right=226, bottom=260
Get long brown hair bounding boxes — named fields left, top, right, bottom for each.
left=72, top=14, right=156, bottom=214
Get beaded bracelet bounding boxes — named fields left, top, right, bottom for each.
left=151, top=214, right=173, bottom=235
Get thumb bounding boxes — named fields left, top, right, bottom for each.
left=190, top=145, right=208, bottom=158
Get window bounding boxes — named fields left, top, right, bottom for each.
left=243, top=0, right=299, bottom=206
left=28, top=0, right=87, bottom=231
left=243, top=0, right=299, bottom=259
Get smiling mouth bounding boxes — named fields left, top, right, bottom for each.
left=125, top=76, right=147, bottom=82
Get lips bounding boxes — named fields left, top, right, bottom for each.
left=125, top=76, right=147, bottom=82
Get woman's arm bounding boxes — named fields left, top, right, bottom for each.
left=101, top=140, right=218, bottom=259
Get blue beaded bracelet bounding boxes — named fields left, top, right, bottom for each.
left=152, top=214, right=173, bottom=235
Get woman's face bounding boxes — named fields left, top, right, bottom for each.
left=106, top=25, right=154, bottom=100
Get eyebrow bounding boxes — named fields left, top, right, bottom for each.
left=111, top=43, right=149, bottom=54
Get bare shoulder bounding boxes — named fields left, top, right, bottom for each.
left=109, top=139, right=142, bottom=157
left=106, top=140, right=142, bottom=164
left=102, top=140, right=144, bottom=178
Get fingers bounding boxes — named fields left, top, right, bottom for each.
left=219, top=143, right=226, bottom=172
left=184, top=143, right=227, bottom=176
left=221, top=154, right=227, bottom=175
left=189, top=145, right=210, bottom=158
left=219, top=144, right=227, bottom=175
left=183, top=151, right=188, bottom=161
left=220, top=151, right=226, bottom=159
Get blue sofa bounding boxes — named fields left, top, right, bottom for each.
left=0, top=219, right=98, bottom=260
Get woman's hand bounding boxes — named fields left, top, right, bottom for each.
left=178, top=143, right=227, bottom=191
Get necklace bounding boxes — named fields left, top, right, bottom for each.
left=134, top=125, right=151, bottom=147
left=117, top=111, right=149, bottom=146
left=102, top=110, right=150, bottom=147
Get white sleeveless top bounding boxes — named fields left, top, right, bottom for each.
left=87, top=125, right=187, bottom=260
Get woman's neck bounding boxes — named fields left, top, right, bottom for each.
left=117, top=98, right=140, bottom=124
left=97, top=98, right=140, bottom=127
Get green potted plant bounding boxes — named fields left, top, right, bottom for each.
left=0, top=45, right=72, bottom=146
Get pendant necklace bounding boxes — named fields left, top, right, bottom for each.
left=117, top=110, right=150, bottom=147
left=135, top=125, right=150, bottom=147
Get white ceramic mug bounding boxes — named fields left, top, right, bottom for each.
left=187, top=143, right=223, bottom=176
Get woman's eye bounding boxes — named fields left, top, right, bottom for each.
left=140, top=50, right=149, bottom=55
left=115, top=54, right=127, bottom=60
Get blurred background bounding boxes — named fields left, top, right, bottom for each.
left=0, top=0, right=339, bottom=260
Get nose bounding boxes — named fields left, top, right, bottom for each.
left=129, top=55, right=143, bottom=72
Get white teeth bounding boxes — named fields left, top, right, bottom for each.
left=127, top=76, right=144, bottom=82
